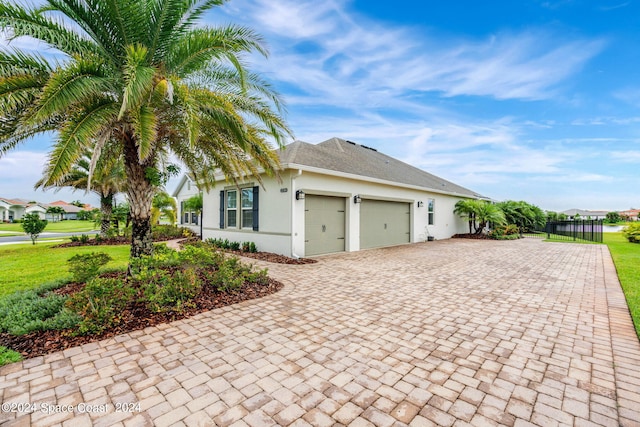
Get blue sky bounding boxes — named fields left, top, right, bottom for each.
left=1, top=0, right=638, bottom=211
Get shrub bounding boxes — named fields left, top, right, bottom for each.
left=178, top=245, right=223, bottom=267
left=70, top=235, right=80, bottom=242
left=151, top=225, right=195, bottom=240
left=229, top=241, right=240, bottom=251
left=141, top=268, right=202, bottom=313
left=623, top=222, right=640, bottom=243
left=249, top=242, right=257, bottom=253
left=66, top=277, right=135, bottom=335
left=79, top=234, right=90, bottom=244
left=0, top=290, right=80, bottom=335
left=489, top=224, right=520, bottom=239
left=209, top=256, right=264, bottom=292
left=0, top=346, right=22, bottom=366
left=67, top=252, right=113, bottom=283
left=242, top=241, right=250, bottom=252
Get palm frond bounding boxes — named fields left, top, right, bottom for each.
left=119, top=44, right=155, bottom=119
left=167, top=26, right=267, bottom=77
left=132, top=105, right=158, bottom=161
left=30, top=58, right=112, bottom=124
left=41, top=100, right=118, bottom=185
left=0, top=2, right=99, bottom=58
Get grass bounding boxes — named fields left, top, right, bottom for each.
left=0, top=220, right=97, bottom=233
left=604, top=232, right=640, bottom=338
left=0, top=242, right=130, bottom=297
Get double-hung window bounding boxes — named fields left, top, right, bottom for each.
left=427, top=199, right=435, bottom=225
left=220, top=187, right=259, bottom=230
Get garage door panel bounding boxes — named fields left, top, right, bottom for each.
left=360, top=200, right=410, bottom=249
left=305, top=196, right=345, bottom=256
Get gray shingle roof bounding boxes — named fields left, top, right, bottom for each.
left=278, top=137, right=484, bottom=198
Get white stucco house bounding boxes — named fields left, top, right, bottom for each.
left=195, top=138, right=487, bottom=257
left=0, top=198, right=47, bottom=221
left=172, top=174, right=201, bottom=234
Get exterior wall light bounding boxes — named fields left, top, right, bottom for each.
left=295, top=190, right=305, bottom=200
left=417, top=201, right=424, bottom=207
left=353, top=195, right=362, bottom=204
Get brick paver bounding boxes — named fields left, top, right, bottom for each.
left=1, top=239, right=639, bottom=426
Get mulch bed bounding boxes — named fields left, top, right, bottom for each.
left=0, top=277, right=283, bottom=360
left=178, top=238, right=317, bottom=265
left=453, top=233, right=493, bottom=240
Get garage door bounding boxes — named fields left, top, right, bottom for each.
left=360, top=199, right=410, bottom=249
left=305, top=195, right=346, bottom=256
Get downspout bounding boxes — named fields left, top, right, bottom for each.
left=291, top=169, right=302, bottom=258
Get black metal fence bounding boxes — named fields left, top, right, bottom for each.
left=524, top=220, right=603, bottom=243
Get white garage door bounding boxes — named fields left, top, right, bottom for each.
left=305, top=195, right=346, bottom=256
left=360, top=199, right=410, bottom=249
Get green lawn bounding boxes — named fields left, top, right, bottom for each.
left=0, top=220, right=97, bottom=234
left=0, top=242, right=130, bottom=297
left=604, top=232, right=640, bottom=338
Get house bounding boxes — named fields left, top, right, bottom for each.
left=560, top=209, right=609, bottom=220
left=619, top=209, right=639, bottom=221
left=0, top=198, right=47, bottom=221
left=46, top=200, right=86, bottom=220
left=172, top=174, right=201, bottom=234
left=199, top=137, right=487, bottom=257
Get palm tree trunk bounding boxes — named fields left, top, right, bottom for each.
left=123, top=132, right=154, bottom=258
left=100, top=194, right=113, bottom=237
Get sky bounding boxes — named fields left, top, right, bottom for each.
left=1, top=0, right=639, bottom=211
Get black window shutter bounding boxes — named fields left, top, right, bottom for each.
left=219, top=191, right=225, bottom=229
left=252, top=186, right=259, bottom=231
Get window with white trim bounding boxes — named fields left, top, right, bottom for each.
left=428, top=199, right=435, bottom=225
left=221, top=187, right=259, bottom=230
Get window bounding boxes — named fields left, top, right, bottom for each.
left=226, top=190, right=237, bottom=228
left=428, top=199, right=435, bottom=225
left=220, top=187, right=259, bottom=231
left=241, top=188, right=253, bottom=229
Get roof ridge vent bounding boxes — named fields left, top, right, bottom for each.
left=346, top=140, right=356, bottom=145
left=361, top=145, right=377, bottom=152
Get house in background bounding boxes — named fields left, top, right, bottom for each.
left=561, top=209, right=609, bottom=220
left=172, top=175, right=201, bottom=234
left=197, top=137, right=487, bottom=257
left=619, top=209, right=639, bottom=221
left=46, top=200, right=87, bottom=220
left=0, top=198, right=47, bottom=221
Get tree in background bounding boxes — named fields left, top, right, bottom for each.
left=453, top=199, right=481, bottom=234
left=70, top=200, right=84, bottom=207
left=0, top=0, right=291, bottom=259
left=21, top=213, right=47, bottom=244
left=605, top=211, right=621, bottom=224
left=151, top=192, right=177, bottom=226
left=474, top=202, right=506, bottom=234
left=184, top=192, right=204, bottom=236
left=45, top=206, right=65, bottom=222
left=36, top=149, right=126, bottom=237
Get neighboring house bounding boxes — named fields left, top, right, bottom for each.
left=172, top=175, right=201, bottom=234
left=619, top=209, right=639, bottom=221
left=0, top=198, right=47, bottom=221
left=46, top=200, right=85, bottom=220
left=561, top=209, right=609, bottom=220
left=199, top=137, right=487, bottom=257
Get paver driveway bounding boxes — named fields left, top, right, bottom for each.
left=1, top=238, right=639, bottom=426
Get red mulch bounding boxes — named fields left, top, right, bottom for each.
left=0, top=278, right=283, bottom=360
left=452, top=233, right=492, bottom=240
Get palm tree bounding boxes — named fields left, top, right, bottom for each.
left=454, top=199, right=482, bottom=234
left=0, top=0, right=291, bottom=258
left=151, top=191, right=177, bottom=225
left=474, top=202, right=506, bottom=234
left=45, top=206, right=65, bottom=222
left=35, top=147, right=126, bottom=237
left=184, top=192, right=204, bottom=236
